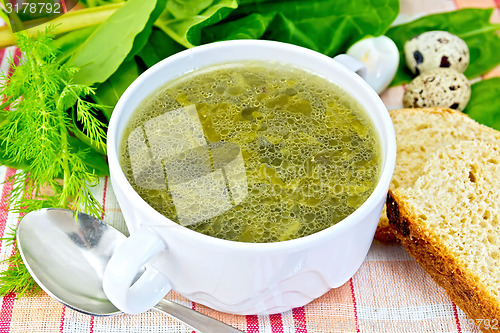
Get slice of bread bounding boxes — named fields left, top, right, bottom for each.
left=376, top=108, right=500, bottom=242
left=387, top=141, right=500, bottom=332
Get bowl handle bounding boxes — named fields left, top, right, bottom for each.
left=333, top=54, right=368, bottom=79
left=103, top=226, right=171, bottom=315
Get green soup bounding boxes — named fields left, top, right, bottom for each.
left=119, top=61, right=381, bottom=243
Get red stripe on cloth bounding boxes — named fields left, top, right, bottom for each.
left=292, top=307, right=307, bottom=333
left=0, top=168, right=17, bottom=246
left=452, top=302, right=462, bottom=333
left=2, top=47, right=23, bottom=109
left=13, top=48, right=22, bottom=65
left=270, top=313, right=284, bottom=333
left=7, top=48, right=22, bottom=78
left=191, top=302, right=196, bottom=333
left=246, top=315, right=260, bottom=333
left=100, top=177, right=108, bottom=220
left=349, top=278, right=360, bottom=333
left=0, top=178, right=21, bottom=333
left=89, top=316, right=94, bottom=333
left=0, top=247, right=19, bottom=333
left=59, top=306, right=66, bottom=333
left=0, top=292, right=15, bottom=333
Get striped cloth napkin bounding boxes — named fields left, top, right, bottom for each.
left=0, top=0, right=499, bottom=332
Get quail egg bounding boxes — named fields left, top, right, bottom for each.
left=403, top=68, right=471, bottom=111
left=346, top=36, right=399, bottom=94
left=404, top=31, right=469, bottom=75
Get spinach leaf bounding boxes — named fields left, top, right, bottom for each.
left=136, top=27, right=185, bottom=68
left=0, top=142, right=31, bottom=171
left=93, top=59, right=141, bottom=114
left=386, top=8, right=500, bottom=86
left=126, top=0, right=167, bottom=62
left=54, top=26, right=98, bottom=63
left=68, top=0, right=164, bottom=86
left=206, top=0, right=399, bottom=56
left=68, top=136, right=109, bottom=176
left=202, top=12, right=275, bottom=41
left=166, top=0, right=214, bottom=18
left=155, top=0, right=239, bottom=48
left=463, top=77, right=500, bottom=131
left=79, top=0, right=124, bottom=7
left=91, top=28, right=185, bottom=111
left=157, top=0, right=399, bottom=57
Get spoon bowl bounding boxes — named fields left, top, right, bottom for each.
left=17, top=208, right=121, bottom=315
left=16, top=208, right=243, bottom=332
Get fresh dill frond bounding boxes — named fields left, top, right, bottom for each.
left=0, top=30, right=106, bottom=216
left=0, top=252, right=41, bottom=297
left=0, top=29, right=108, bottom=295
left=0, top=227, right=40, bottom=297
left=0, top=250, right=40, bottom=297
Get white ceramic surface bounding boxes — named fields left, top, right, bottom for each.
left=104, top=40, right=396, bottom=316
left=347, top=36, right=400, bottom=94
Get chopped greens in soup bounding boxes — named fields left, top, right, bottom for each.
left=120, top=61, right=381, bottom=243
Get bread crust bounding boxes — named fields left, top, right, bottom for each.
left=374, top=209, right=397, bottom=243
left=387, top=189, right=500, bottom=333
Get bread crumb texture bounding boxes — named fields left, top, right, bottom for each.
left=375, top=108, right=500, bottom=243
left=390, top=108, right=500, bottom=191
left=401, top=141, right=500, bottom=302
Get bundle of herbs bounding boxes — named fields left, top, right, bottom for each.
left=0, top=30, right=108, bottom=295
left=0, top=0, right=499, bottom=296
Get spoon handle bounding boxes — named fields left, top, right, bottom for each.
left=153, top=299, right=244, bottom=332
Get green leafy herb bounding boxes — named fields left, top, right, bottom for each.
left=386, top=8, right=500, bottom=86
left=48, top=0, right=168, bottom=147
left=53, top=25, right=98, bottom=63
left=67, top=136, right=109, bottom=176
left=203, top=11, right=275, bottom=41
left=68, top=0, right=166, bottom=86
left=79, top=0, right=123, bottom=7
left=155, top=0, right=238, bottom=48
left=0, top=228, right=40, bottom=297
left=92, top=59, right=141, bottom=114
left=463, top=77, right=500, bottom=131
left=135, top=27, right=185, bottom=69
left=220, top=0, right=398, bottom=56
left=0, top=30, right=110, bottom=295
left=156, top=0, right=400, bottom=57
left=92, top=28, right=185, bottom=109
left=0, top=30, right=107, bottom=216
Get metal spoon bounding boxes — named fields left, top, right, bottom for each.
left=16, top=208, right=243, bottom=333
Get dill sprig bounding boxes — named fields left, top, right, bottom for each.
left=0, top=30, right=108, bottom=295
left=0, top=228, right=40, bottom=297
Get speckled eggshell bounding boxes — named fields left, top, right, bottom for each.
left=404, top=31, right=469, bottom=75
left=403, top=68, right=471, bottom=111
